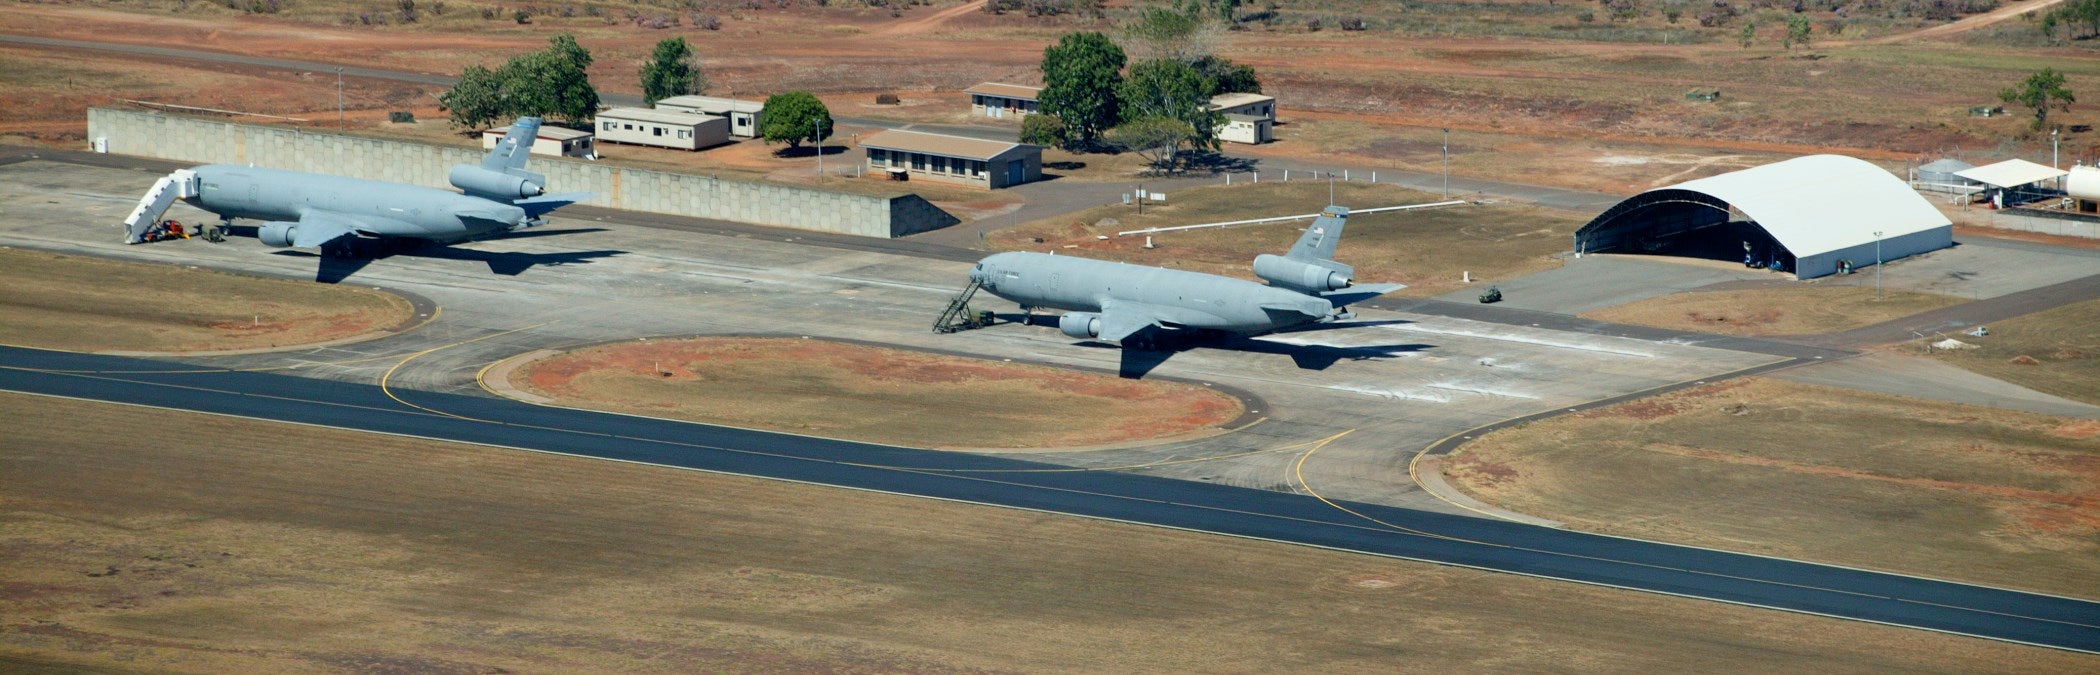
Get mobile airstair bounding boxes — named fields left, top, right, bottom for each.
left=932, top=279, right=992, bottom=334
left=123, top=169, right=198, bottom=244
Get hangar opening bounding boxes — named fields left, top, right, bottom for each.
left=1574, top=155, right=1953, bottom=279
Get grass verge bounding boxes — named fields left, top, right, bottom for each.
left=1443, top=378, right=2100, bottom=598
left=511, top=337, right=1243, bottom=449
left=0, top=247, right=411, bottom=353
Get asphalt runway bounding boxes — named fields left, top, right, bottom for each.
left=4, top=345, right=2096, bottom=653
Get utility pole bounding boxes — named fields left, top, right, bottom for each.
left=812, top=117, right=823, bottom=180
left=1873, top=230, right=1883, bottom=301
left=1441, top=128, right=1450, bottom=199
left=2053, top=127, right=2061, bottom=191
left=336, top=67, right=345, bottom=132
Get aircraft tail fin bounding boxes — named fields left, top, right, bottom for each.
left=1286, top=205, right=1349, bottom=261
left=482, top=117, right=542, bottom=172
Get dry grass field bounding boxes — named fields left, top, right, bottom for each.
left=3, top=0, right=2094, bottom=196
left=5, top=391, right=2092, bottom=672
left=1581, top=284, right=1967, bottom=337
left=511, top=337, right=1244, bottom=449
left=1443, top=378, right=2100, bottom=599
left=988, top=180, right=1586, bottom=296
left=1927, top=298, right=2100, bottom=407
left=0, top=247, right=412, bottom=353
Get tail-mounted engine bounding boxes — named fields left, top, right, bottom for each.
left=1059, top=312, right=1102, bottom=339
left=449, top=165, right=545, bottom=200
left=1254, top=254, right=1353, bottom=294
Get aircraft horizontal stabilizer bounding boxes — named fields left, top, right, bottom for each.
left=1322, top=283, right=1406, bottom=308
left=515, top=192, right=593, bottom=218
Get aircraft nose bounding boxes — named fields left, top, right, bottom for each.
left=968, top=262, right=988, bottom=283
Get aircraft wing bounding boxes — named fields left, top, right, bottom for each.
left=1096, top=300, right=1165, bottom=343
left=1322, top=283, right=1407, bottom=307
left=285, top=210, right=362, bottom=248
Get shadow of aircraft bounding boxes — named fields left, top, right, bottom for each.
left=261, top=228, right=618, bottom=283
left=1039, top=318, right=1428, bottom=379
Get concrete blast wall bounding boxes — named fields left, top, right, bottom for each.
left=87, top=108, right=957, bottom=238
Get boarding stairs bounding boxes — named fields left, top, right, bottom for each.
left=123, top=169, right=199, bottom=244
left=932, top=279, right=986, bottom=334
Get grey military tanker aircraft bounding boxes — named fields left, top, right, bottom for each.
left=968, top=205, right=1403, bottom=350
left=125, top=117, right=590, bottom=260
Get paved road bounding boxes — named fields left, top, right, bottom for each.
left=3, top=345, right=2095, bottom=653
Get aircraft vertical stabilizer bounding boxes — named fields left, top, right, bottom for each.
left=482, top=116, right=541, bottom=172
left=1287, top=205, right=1350, bottom=261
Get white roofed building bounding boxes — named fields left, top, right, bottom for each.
left=1208, top=92, right=1275, bottom=144
left=1574, top=154, right=1953, bottom=279
left=965, top=83, right=1043, bottom=120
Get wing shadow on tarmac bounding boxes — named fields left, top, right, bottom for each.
left=253, top=228, right=620, bottom=283
left=1045, top=318, right=1431, bottom=379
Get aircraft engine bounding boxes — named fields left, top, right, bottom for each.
left=448, top=165, right=544, bottom=200
left=1058, top=312, right=1102, bottom=339
left=1253, top=254, right=1352, bottom=293
left=258, top=221, right=297, bottom=247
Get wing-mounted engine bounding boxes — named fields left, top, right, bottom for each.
left=1253, top=254, right=1354, bottom=294
left=258, top=221, right=298, bottom=247
left=1059, top=312, right=1102, bottom=339
left=448, top=165, right=545, bottom=201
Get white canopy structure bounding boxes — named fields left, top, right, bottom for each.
left=1954, top=158, right=2067, bottom=189
left=1574, top=154, right=1953, bottom=279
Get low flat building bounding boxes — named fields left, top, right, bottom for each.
left=965, top=83, right=1042, bottom=120
left=1209, top=93, right=1275, bottom=144
left=653, top=95, right=765, bottom=138
left=481, top=124, right=596, bottom=158
left=861, top=129, right=1041, bottom=189
left=594, top=108, right=731, bottom=151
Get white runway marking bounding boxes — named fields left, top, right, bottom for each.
left=1377, top=323, right=1654, bottom=358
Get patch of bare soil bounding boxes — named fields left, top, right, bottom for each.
left=511, top=337, right=1242, bottom=449
left=1444, top=378, right=2100, bottom=598
left=4, top=392, right=2089, bottom=672
left=0, top=248, right=412, bottom=353
left=989, top=180, right=1585, bottom=296
left=1581, top=284, right=1965, bottom=336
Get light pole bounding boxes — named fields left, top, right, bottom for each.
left=2053, top=127, right=2062, bottom=191
left=1441, top=127, right=1450, bottom=199
left=336, top=67, right=344, bottom=132
left=812, top=117, right=823, bottom=180
left=1873, top=230, right=1883, bottom=301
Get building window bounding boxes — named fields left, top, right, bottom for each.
left=653, top=127, right=664, bottom=137
left=624, top=123, right=634, bottom=130
left=912, top=153, right=927, bottom=171
left=678, top=129, right=690, bottom=139
left=602, top=121, right=614, bottom=131
left=869, top=149, right=887, bottom=166
left=931, top=156, right=947, bottom=173
left=972, top=160, right=986, bottom=177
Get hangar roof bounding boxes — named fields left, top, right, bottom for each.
left=1656, top=154, right=1949, bottom=256
left=1955, top=158, right=2067, bottom=188
left=861, top=129, right=1037, bottom=161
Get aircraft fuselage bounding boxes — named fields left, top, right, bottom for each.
left=970, top=251, right=1332, bottom=334
left=184, top=164, right=524, bottom=240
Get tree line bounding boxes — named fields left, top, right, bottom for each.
left=1025, top=4, right=1264, bottom=173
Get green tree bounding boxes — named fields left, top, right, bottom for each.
left=1119, top=59, right=1221, bottom=151
left=500, top=33, right=600, bottom=125
left=1019, top=113, right=1070, bottom=149
left=2043, top=0, right=2100, bottom=39
left=440, top=64, right=508, bottom=130
left=2000, top=68, right=2076, bottom=132
left=1738, top=20, right=1756, bottom=48
left=1123, top=5, right=1218, bottom=63
left=1039, top=32, right=1127, bottom=146
left=1191, top=55, right=1260, bottom=94
left=1106, top=116, right=1198, bottom=174
left=639, top=37, right=706, bottom=106
left=1783, top=14, right=1811, bottom=50
left=757, top=91, right=833, bottom=150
